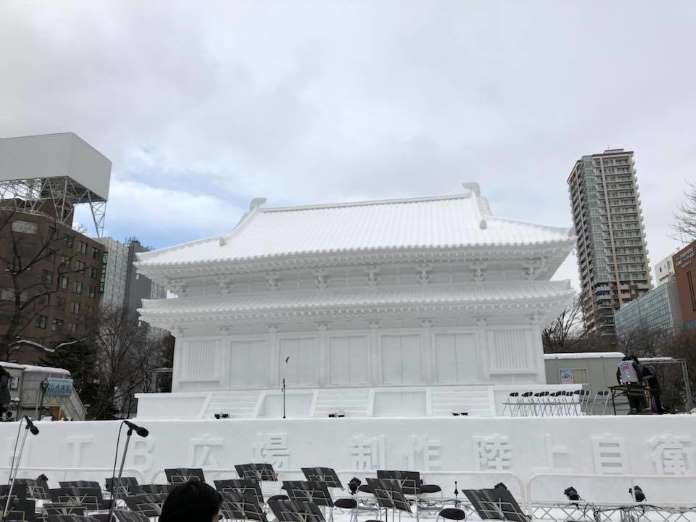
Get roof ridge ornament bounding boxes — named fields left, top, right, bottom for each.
left=462, top=182, right=491, bottom=229
left=249, top=197, right=267, bottom=210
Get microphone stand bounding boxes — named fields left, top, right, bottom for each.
left=282, top=377, right=286, bottom=419
left=109, top=424, right=135, bottom=522
left=109, top=421, right=148, bottom=522
left=281, top=356, right=290, bottom=420
left=3, top=418, right=36, bottom=522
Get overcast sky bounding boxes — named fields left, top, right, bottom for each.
left=1, top=1, right=695, bottom=289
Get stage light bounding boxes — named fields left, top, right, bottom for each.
left=564, top=486, right=580, bottom=501
left=629, top=485, right=646, bottom=503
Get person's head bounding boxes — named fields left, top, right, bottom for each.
left=160, top=480, right=222, bottom=522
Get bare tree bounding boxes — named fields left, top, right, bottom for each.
left=618, top=326, right=665, bottom=358
left=88, top=307, right=165, bottom=419
left=659, top=330, right=696, bottom=411
left=674, top=181, right=696, bottom=242
left=0, top=208, right=93, bottom=360
left=542, top=297, right=585, bottom=353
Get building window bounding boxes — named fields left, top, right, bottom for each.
left=35, top=315, right=48, bottom=329
left=92, top=247, right=99, bottom=259
left=60, top=275, right=69, bottom=289
left=51, top=319, right=64, bottom=332
left=80, top=242, right=88, bottom=255
left=71, top=302, right=80, bottom=314
left=74, top=281, right=83, bottom=295
left=90, top=267, right=98, bottom=279
left=11, top=220, right=38, bottom=234
left=65, top=234, right=74, bottom=248
left=0, top=289, right=14, bottom=301
left=42, top=270, right=54, bottom=285
left=88, top=287, right=96, bottom=298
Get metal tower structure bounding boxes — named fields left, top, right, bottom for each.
left=0, top=133, right=111, bottom=236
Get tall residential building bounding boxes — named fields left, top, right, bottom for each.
left=98, top=237, right=166, bottom=320
left=568, top=149, right=652, bottom=336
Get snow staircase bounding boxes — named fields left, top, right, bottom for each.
left=430, top=386, right=495, bottom=417
left=312, top=388, right=371, bottom=418
left=203, top=391, right=261, bottom=419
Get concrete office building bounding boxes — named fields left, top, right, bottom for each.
left=614, top=276, right=682, bottom=340
left=568, top=149, right=652, bottom=336
left=655, top=254, right=676, bottom=285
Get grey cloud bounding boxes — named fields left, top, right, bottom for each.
left=1, top=0, right=695, bottom=286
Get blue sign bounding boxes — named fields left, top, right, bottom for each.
left=46, top=378, right=73, bottom=397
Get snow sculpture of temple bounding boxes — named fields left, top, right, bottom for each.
left=135, top=183, right=575, bottom=419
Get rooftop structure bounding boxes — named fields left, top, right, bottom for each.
left=0, top=133, right=111, bottom=236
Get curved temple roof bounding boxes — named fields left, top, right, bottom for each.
left=140, top=280, right=575, bottom=323
left=137, top=184, right=573, bottom=268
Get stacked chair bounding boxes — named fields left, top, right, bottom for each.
left=502, top=387, right=610, bottom=416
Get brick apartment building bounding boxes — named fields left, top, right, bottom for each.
left=673, top=240, right=696, bottom=331
left=0, top=206, right=106, bottom=363
left=0, top=132, right=112, bottom=364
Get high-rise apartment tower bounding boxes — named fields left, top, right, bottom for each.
left=567, top=149, right=652, bottom=336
